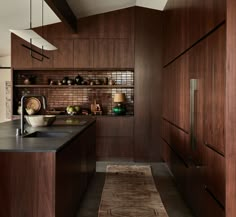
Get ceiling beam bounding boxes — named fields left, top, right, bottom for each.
left=44, top=0, right=77, bottom=33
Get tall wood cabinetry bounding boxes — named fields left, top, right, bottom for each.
left=161, top=0, right=226, bottom=216
left=162, top=24, right=225, bottom=217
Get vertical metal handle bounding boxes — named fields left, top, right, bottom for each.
left=190, top=79, right=198, bottom=150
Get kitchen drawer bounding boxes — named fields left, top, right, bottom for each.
left=96, top=136, right=133, bottom=160
left=204, top=146, right=225, bottom=207
left=96, top=116, right=133, bottom=137
left=202, top=188, right=225, bottom=217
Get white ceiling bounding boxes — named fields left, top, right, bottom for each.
left=0, top=0, right=167, bottom=57
left=66, top=0, right=168, bottom=18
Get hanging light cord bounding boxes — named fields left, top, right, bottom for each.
left=30, top=0, right=32, bottom=29
left=28, top=0, right=47, bottom=61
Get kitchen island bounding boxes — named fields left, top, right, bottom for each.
left=0, top=116, right=96, bottom=217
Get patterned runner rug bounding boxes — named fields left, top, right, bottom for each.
left=98, top=165, right=169, bottom=217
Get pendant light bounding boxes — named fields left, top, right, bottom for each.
left=10, top=0, right=57, bottom=61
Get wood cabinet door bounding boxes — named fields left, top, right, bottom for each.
left=93, top=39, right=114, bottom=68
left=114, top=39, right=134, bottom=68
left=31, top=27, right=53, bottom=68
left=163, top=0, right=226, bottom=65
left=204, top=147, right=225, bottom=207
left=204, top=25, right=225, bottom=155
left=74, top=39, right=92, bottom=68
left=32, top=47, right=53, bottom=69
left=11, top=37, right=32, bottom=68
left=96, top=117, right=134, bottom=160
left=53, top=39, right=73, bottom=68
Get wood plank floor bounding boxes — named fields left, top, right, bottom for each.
left=76, top=162, right=194, bottom=217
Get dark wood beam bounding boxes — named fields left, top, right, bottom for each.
left=45, top=0, right=77, bottom=33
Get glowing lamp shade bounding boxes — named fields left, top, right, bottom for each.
left=113, top=93, right=126, bottom=103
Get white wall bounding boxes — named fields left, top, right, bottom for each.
left=0, top=56, right=11, bottom=123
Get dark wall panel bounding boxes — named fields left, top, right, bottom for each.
left=134, top=7, right=163, bottom=161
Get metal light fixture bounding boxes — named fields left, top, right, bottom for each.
left=10, top=0, right=57, bottom=61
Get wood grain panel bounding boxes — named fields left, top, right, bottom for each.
left=114, top=39, right=134, bottom=68
left=77, top=7, right=134, bottom=39
left=203, top=189, right=225, bottom=217
left=96, top=116, right=133, bottom=137
left=73, top=39, right=92, bottom=68
left=163, top=0, right=226, bottom=65
left=96, top=117, right=133, bottom=160
left=53, top=39, right=74, bottom=68
left=32, top=26, right=53, bottom=68
left=225, top=0, right=236, bottom=216
left=56, top=136, right=86, bottom=217
left=11, top=37, right=32, bottom=68
left=205, top=147, right=225, bottom=206
left=96, top=137, right=134, bottom=161
left=162, top=53, right=189, bottom=132
left=47, top=22, right=73, bottom=39
left=134, top=7, right=163, bottom=161
left=204, top=25, right=225, bottom=155
left=0, top=152, right=55, bottom=217
left=93, top=39, right=114, bottom=68
left=32, top=48, right=53, bottom=68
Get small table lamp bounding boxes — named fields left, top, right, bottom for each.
left=113, top=93, right=126, bottom=115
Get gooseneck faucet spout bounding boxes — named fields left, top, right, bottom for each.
left=20, top=95, right=47, bottom=136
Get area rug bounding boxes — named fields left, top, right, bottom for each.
left=98, top=165, right=169, bottom=217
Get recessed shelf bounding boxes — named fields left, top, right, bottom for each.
left=14, top=85, right=134, bottom=88
left=13, top=68, right=134, bottom=71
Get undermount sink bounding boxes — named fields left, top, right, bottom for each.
left=24, top=131, right=71, bottom=138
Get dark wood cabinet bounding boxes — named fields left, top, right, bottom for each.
left=114, top=39, right=134, bottom=68
left=93, top=38, right=134, bottom=68
left=204, top=25, right=225, bottom=155
left=11, top=37, right=32, bottom=68
left=93, top=39, right=114, bottom=68
left=56, top=123, right=96, bottom=217
left=163, top=0, right=226, bottom=65
left=32, top=48, right=53, bottom=68
left=204, top=146, right=225, bottom=207
left=73, top=39, right=93, bottom=68
left=161, top=24, right=226, bottom=217
left=134, top=7, right=163, bottom=161
left=162, top=54, right=189, bottom=132
left=96, top=116, right=134, bottom=160
left=0, top=123, right=96, bottom=217
left=53, top=39, right=74, bottom=68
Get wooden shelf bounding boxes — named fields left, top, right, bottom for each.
left=14, top=84, right=134, bottom=88
left=13, top=68, right=134, bottom=71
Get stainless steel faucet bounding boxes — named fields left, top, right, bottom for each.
left=19, top=95, right=47, bottom=136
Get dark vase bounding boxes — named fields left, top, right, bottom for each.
left=75, top=75, right=83, bottom=85
left=113, top=104, right=126, bottom=115
left=62, top=77, right=69, bottom=85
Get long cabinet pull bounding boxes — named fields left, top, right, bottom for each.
left=190, top=79, right=198, bottom=151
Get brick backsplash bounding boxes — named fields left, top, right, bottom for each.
left=14, top=70, right=134, bottom=115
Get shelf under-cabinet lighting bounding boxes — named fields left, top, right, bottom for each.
left=10, top=29, right=57, bottom=51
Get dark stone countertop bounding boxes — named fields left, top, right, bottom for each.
left=0, top=116, right=96, bottom=152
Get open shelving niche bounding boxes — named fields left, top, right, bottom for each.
left=13, top=69, right=134, bottom=115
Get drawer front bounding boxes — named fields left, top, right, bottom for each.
left=96, top=117, right=133, bottom=137
left=96, top=136, right=133, bottom=160
left=205, top=147, right=225, bottom=206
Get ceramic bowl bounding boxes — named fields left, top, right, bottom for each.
left=25, top=115, right=56, bottom=127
